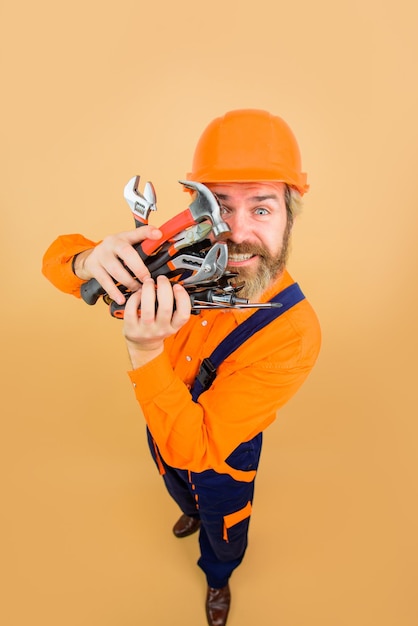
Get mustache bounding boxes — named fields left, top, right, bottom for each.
left=226, top=241, right=269, bottom=258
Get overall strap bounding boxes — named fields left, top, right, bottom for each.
left=191, top=282, right=305, bottom=402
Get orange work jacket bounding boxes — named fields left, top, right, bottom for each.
left=42, top=234, right=321, bottom=481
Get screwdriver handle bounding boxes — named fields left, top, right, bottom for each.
left=80, top=278, right=106, bottom=305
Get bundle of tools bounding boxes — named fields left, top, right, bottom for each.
left=80, top=176, right=282, bottom=317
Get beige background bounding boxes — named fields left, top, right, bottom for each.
left=1, top=1, right=417, bottom=625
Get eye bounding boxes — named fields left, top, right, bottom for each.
left=220, top=204, right=231, bottom=215
left=254, top=207, right=269, bottom=216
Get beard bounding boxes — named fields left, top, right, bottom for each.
left=226, top=224, right=292, bottom=301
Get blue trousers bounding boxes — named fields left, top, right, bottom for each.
left=147, top=428, right=263, bottom=589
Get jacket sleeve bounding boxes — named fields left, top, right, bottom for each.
left=42, top=234, right=99, bottom=297
left=127, top=305, right=321, bottom=475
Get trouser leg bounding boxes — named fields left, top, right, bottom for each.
left=194, top=468, right=256, bottom=588
left=146, top=428, right=199, bottom=519
left=197, top=496, right=252, bottom=588
left=147, top=428, right=263, bottom=587
left=194, top=434, right=263, bottom=588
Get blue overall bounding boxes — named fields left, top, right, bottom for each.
left=146, top=284, right=305, bottom=588
left=147, top=428, right=263, bottom=588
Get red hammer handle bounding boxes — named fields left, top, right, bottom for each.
left=141, top=208, right=197, bottom=256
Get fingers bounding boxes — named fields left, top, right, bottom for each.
left=138, top=277, right=158, bottom=325
left=171, top=283, right=192, bottom=330
left=123, top=287, right=143, bottom=337
left=123, top=276, right=191, bottom=349
left=82, top=226, right=163, bottom=302
left=131, top=276, right=191, bottom=328
left=93, top=266, right=128, bottom=305
left=152, top=277, right=191, bottom=332
left=117, top=226, right=163, bottom=283
left=127, top=225, right=162, bottom=244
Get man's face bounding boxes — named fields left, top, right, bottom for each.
left=207, top=182, right=291, bottom=301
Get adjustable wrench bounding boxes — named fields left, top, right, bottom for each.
left=124, top=175, right=157, bottom=227
left=81, top=176, right=158, bottom=305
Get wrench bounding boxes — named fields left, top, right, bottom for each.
left=179, top=242, right=228, bottom=285
left=81, top=176, right=158, bottom=305
left=124, top=175, right=157, bottom=227
left=145, top=242, right=228, bottom=284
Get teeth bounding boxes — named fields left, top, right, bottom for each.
left=228, top=254, right=253, bottom=261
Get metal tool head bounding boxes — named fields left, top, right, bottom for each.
left=170, top=222, right=213, bottom=249
left=124, top=175, right=157, bottom=225
left=179, top=242, right=228, bottom=285
left=179, top=180, right=231, bottom=239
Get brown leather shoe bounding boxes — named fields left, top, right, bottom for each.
left=172, top=514, right=201, bottom=538
left=205, top=584, right=231, bottom=626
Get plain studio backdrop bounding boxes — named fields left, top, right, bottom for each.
left=1, top=1, right=417, bottom=625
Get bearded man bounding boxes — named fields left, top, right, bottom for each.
left=42, top=109, right=321, bottom=626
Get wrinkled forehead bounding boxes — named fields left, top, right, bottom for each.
left=206, top=181, right=286, bottom=197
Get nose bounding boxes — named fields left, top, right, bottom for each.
left=224, top=212, right=252, bottom=244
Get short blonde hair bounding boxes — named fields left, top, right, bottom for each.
left=285, top=185, right=303, bottom=225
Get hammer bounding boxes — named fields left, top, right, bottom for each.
left=139, top=180, right=231, bottom=258
left=80, top=178, right=231, bottom=306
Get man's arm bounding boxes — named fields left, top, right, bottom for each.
left=123, top=276, right=321, bottom=474
left=128, top=319, right=319, bottom=475
left=42, top=226, right=162, bottom=303
left=42, top=233, right=98, bottom=297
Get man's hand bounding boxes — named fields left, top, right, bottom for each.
left=73, top=226, right=162, bottom=305
left=123, top=275, right=191, bottom=369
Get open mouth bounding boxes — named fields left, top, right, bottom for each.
left=227, top=253, right=258, bottom=266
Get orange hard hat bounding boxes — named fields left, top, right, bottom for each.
left=186, top=109, right=309, bottom=195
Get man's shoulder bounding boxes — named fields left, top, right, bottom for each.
left=239, top=271, right=321, bottom=366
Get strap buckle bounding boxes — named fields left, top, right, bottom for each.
left=196, top=357, right=217, bottom=391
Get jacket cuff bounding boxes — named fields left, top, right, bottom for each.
left=127, top=351, right=175, bottom=403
